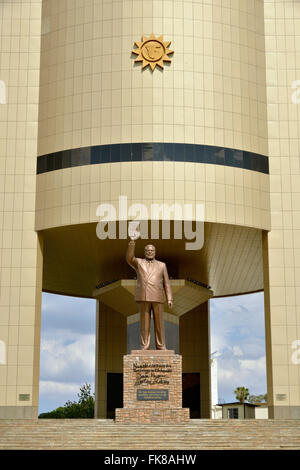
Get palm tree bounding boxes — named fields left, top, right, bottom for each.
left=234, top=386, right=249, bottom=403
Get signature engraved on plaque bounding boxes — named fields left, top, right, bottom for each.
left=133, top=362, right=172, bottom=386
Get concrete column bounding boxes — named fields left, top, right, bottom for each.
left=0, top=0, right=43, bottom=419
left=0, top=234, right=43, bottom=419
left=94, top=301, right=127, bottom=419
left=263, top=231, right=300, bottom=419
left=262, top=231, right=275, bottom=418
left=179, top=301, right=211, bottom=419
left=264, top=0, right=300, bottom=419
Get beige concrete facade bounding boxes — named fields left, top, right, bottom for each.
left=37, top=0, right=268, bottom=155
left=0, top=0, right=43, bottom=418
left=0, top=0, right=299, bottom=419
left=0, top=0, right=43, bottom=419
left=35, top=164, right=271, bottom=232
left=263, top=0, right=300, bottom=419
left=35, top=0, right=270, bottom=236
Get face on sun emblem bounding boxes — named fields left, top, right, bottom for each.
left=132, top=34, right=173, bottom=71
left=142, top=41, right=164, bottom=62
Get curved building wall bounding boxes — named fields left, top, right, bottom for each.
left=36, top=0, right=270, bottom=232
left=35, top=162, right=270, bottom=231
left=38, top=0, right=268, bottom=155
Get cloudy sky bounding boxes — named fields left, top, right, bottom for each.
left=210, top=292, right=266, bottom=403
left=39, top=294, right=96, bottom=414
left=39, top=290, right=267, bottom=414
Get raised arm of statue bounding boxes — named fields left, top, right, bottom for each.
left=126, top=240, right=138, bottom=269
left=127, top=221, right=140, bottom=269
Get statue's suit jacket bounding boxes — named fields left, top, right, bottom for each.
left=126, top=241, right=173, bottom=304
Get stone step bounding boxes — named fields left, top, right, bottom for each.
left=2, top=418, right=300, bottom=425
left=0, top=419, right=300, bottom=449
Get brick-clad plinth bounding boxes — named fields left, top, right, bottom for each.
left=115, top=350, right=189, bottom=424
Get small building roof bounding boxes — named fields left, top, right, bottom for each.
left=219, top=402, right=259, bottom=407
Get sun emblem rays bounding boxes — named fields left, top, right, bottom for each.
left=132, top=34, right=173, bottom=71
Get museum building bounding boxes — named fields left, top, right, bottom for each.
left=0, top=0, right=300, bottom=420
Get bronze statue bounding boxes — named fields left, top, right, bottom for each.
left=126, top=233, right=173, bottom=350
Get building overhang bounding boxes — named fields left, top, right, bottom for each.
left=42, top=221, right=264, bottom=299
left=93, top=279, right=214, bottom=316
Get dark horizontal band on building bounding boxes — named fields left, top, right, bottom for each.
left=37, top=143, right=269, bottom=175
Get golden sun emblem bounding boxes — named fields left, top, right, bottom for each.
left=132, top=34, right=173, bottom=71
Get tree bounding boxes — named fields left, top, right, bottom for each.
left=234, top=386, right=250, bottom=403
left=78, top=383, right=93, bottom=403
left=248, top=393, right=267, bottom=404
left=39, top=383, right=95, bottom=419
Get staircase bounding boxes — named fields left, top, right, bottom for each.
left=0, top=419, right=300, bottom=450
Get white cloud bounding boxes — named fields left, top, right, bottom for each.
left=39, top=293, right=96, bottom=387
left=41, top=292, right=96, bottom=335
left=39, top=380, right=95, bottom=414
left=40, top=331, right=95, bottom=383
left=218, top=369, right=235, bottom=381
left=39, top=293, right=97, bottom=413
left=239, top=356, right=266, bottom=373
left=216, top=355, right=267, bottom=401
left=210, top=292, right=267, bottom=402
left=233, top=346, right=243, bottom=357
left=39, top=381, right=82, bottom=396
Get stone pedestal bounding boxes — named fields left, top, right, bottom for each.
left=115, top=350, right=189, bottom=424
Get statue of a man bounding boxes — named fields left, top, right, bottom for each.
left=126, top=233, right=173, bottom=350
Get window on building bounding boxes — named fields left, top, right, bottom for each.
left=227, top=408, right=239, bottom=419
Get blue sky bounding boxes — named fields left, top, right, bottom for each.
left=38, top=291, right=267, bottom=414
